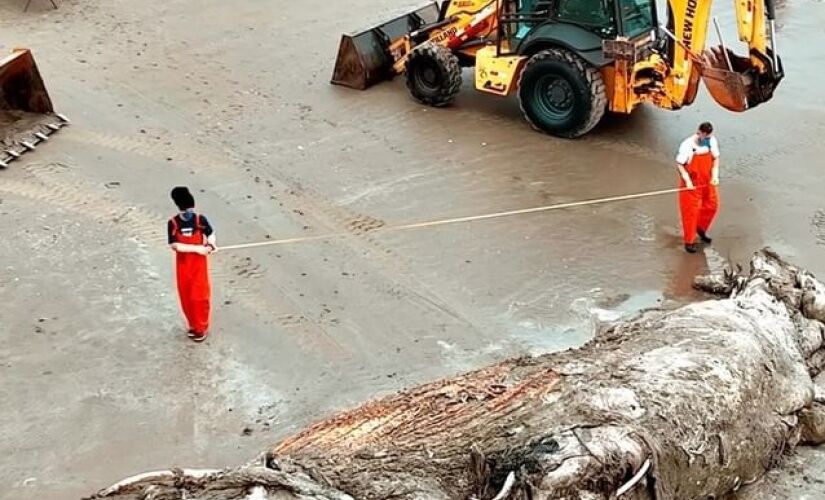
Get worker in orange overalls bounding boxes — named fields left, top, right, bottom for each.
left=168, top=186, right=216, bottom=342
left=676, top=122, right=720, bottom=253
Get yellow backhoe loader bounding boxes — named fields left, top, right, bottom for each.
left=332, top=0, right=783, bottom=138
left=0, top=48, right=67, bottom=168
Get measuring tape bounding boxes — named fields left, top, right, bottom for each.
left=219, top=186, right=688, bottom=252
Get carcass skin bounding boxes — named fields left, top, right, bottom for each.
left=89, top=250, right=825, bottom=500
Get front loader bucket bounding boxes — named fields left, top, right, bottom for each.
left=331, top=2, right=440, bottom=90
left=0, top=49, right=68, bottom=168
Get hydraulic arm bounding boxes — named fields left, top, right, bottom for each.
left=664, top=0, right=783, bottom=111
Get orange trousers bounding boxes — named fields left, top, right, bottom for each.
left=176, top=252, right=211, bottom=335
left=679, top=151, right=719, bottom=244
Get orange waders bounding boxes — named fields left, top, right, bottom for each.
left=170, top=215, right=211, bottom=335
left=679, top=150, right=719, bottom=245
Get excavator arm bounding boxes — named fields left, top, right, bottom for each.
left=663, top=0, right=783, bottom=111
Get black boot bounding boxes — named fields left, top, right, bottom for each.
left=697, top=229, right=712, bottom=244
left=685, top=243, right=698, bottom=253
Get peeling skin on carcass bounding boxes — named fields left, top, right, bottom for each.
left=87, top=249, right=825, bottom=500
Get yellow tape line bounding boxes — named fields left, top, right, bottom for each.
left=219, top=187, right=686, bottom=251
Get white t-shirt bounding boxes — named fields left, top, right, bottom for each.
left=676, top=135, right=720, bottom=165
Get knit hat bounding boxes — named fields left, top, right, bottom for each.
left=171, top=186, right=195, bottom=211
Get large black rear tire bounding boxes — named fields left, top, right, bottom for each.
left=405, top=43, right=462, bottom=107
left=517, top=48, right=607, bottom=138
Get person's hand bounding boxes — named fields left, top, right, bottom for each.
left=195, top=245, right=210, bottom=256
left=683, top=176, right=695, bottom=190
left=710, top=176, right=719, bottom=186
left=206, top=244, right=218, bottom=254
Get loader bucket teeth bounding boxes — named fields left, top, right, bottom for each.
left=331, top=2, right=440, bottom=90
left=0, top=49, right=67, bottom=169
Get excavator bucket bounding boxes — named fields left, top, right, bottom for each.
left=0, top=48, right=68, bottom=168
left=331, top=2, right=441, bottom=90
left=702, top=66, right=749, bottom=112
left=701, top=46, right=782, bottom=113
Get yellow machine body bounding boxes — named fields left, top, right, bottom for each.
left=600, top=0, right=780, bottom=115
left=332, top=0, right=500, bottom=90
left=333, top=0, right=783, bottom=137
left=474, top=45, right=525, bottom=96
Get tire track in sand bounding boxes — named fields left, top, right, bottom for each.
left=64, top=129, right=234, bottom=174
left=68, top=125, right=490, bottom=337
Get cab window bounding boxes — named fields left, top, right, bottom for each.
left=617, top=0, right=655, bottom=38
left=555, top=0, right=617, bottom=37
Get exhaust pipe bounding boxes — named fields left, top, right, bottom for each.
left=331, top=2, right=441, bottom=90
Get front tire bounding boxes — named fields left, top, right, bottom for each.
left=518, top=48, right=607, bottom=138
left=405, top=43, right=462, bottom=107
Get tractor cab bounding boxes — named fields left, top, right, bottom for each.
left=496, top=0, right=658, bottom=57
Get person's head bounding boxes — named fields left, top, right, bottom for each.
left=697, top=121, right=714, bottom=139
left=171, top=186, right=195, bottom=211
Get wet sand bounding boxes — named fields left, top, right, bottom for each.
left=0, top=0, right=823, bottom=498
